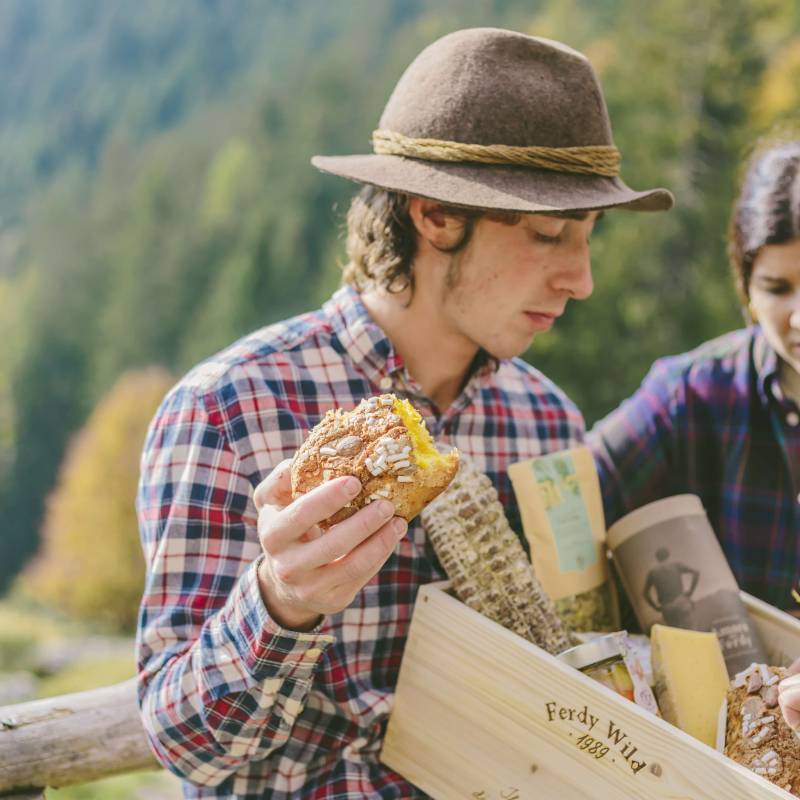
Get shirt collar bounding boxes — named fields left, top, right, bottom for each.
left=322, top=284, right=499, bottom=402
left=323, top=285, right=404, bottom=387
left=752, top=324, right=781, bottom=406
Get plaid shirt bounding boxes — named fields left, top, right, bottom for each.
left=588, top=326, right=800, bottom=612
left=136, top=285, right=584, bottom=799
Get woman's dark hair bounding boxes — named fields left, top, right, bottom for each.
left=729, top=138, right=800, bottom=304
left=342, top=184, right=518, bottom=295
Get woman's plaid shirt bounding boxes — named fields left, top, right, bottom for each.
left=589, top=326, right=800, bottom=613
left=136, top=286, right=584, bottom=799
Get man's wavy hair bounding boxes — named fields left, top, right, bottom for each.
left=342, top=184, right=519, bottom=295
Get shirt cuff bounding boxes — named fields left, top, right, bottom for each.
left=225, top=556, right=336, bottom=682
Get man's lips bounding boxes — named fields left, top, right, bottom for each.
left=524, top=310, right=561, bottom=331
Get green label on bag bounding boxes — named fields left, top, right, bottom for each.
left=532, top=452, right=596, bottom=573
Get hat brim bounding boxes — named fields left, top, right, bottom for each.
left=312, top=154, right=673, bottom=213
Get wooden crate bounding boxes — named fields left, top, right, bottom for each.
left=381, top=582, right=800, bottom=800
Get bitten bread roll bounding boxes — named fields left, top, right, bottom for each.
left=291, top=394, right=459, bottom=526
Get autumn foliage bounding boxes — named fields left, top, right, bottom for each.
left=17, top=368, right=174, bottom=632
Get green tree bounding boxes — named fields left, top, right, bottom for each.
left=3, top=0, right=800, bottom=593
left=530, top=0, right=778, bottom=422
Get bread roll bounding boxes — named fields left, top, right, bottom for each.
left=291, top=394, right=459, bottom=526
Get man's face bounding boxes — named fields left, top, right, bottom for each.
left=436, top=211, right=599, bottom=360
left=749, top=238, right=800, bottom=375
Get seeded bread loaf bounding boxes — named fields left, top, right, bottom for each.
left=291, top=394, right=459, bottom=527
left=725, top=663, right=800, bottom=796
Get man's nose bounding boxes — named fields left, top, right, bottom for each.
left=553, top=242, right=594, bottom=300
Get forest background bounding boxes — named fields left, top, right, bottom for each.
left=2, top=0, right=800, bottom=794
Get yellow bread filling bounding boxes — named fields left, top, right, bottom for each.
left=393, top=397, right=440, bottom=470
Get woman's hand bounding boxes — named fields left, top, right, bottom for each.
left=252, top=460, right=408, bottom=631
left=778, top=657, right=800, bottom=732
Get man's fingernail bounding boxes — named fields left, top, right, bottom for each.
left=393, top=518, right=407, bottom=536
left=344, top=477, right=361, bottom=496
left=375, top=500, right=395, bottom=517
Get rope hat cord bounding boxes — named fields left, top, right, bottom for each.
left=372, top=128, right=621, bottom=177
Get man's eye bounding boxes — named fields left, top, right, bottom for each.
left=532, top=231, right=561, bottom=244
left=763, top=284, right=790, bottom=295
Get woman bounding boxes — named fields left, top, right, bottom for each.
left=589, top=138, right=800, bottom=612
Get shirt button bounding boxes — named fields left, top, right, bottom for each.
left=379, top=376, right=393, bottom=390
left=787, top=411, right=800, bottom=427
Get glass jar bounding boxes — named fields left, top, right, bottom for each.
left=557, top=634, right=635, bottom=701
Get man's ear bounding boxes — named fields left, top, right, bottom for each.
left=408, top=197, right=466, bottom=250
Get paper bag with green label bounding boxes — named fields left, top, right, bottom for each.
left=509, top=446, right=619, bottom=632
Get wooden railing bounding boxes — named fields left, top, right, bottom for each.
left=0, top=679, right=158, bottom=798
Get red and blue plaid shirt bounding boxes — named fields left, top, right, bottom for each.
left=136, top=285, right=584, bottom=799
left=589, top=326, right=800, bottom=613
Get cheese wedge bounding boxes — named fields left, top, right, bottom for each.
left=650, top=624, right=729, bottom=747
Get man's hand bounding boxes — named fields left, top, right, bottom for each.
left=252, top=460, right=408, bottom=631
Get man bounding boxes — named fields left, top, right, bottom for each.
left=136, top=27, right=671, bottom=798
left=642, top=546, right=700, bottom=628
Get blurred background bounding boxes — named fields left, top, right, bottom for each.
left=2, top=0, right=800, bottom=796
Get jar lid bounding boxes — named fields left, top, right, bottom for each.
left=557, top=633, right=624, bottom=670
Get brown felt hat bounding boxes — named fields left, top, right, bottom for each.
left=312, top=28, right=673, bottom=213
